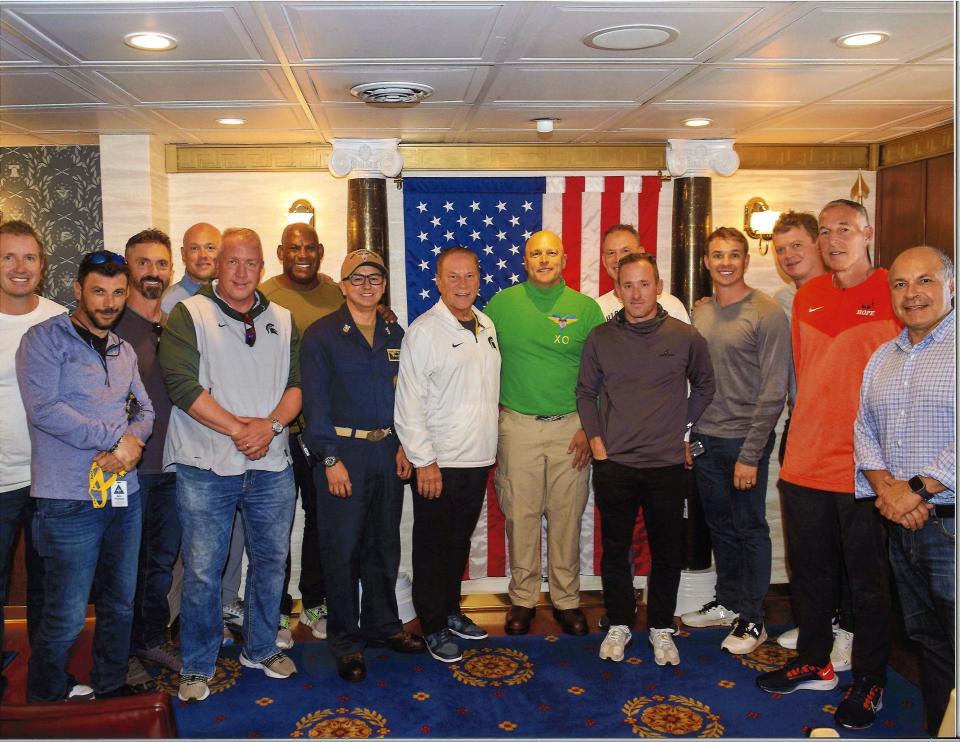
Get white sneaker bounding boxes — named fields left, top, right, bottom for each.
left=67, top=683, right=95, bottom=701
left=681, top=600, right=738, bottom=628
left=599, top=625, right=632, bottom=662
left=299, top=605, right=328, bottom=640
left=239, top=650, right=297, bottom=679
left=777, top=626, right=799, bottom=649
left=177, top=674, right=210, bottom=702
left=721, top=618, right=768, bottom=655
left=830, top=628, right=854, bottom=672
left=649, top=628, right=680, bottom=666
left=276, top=613, right=294, bottom=650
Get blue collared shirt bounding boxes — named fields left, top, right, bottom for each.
left=854, top=310, right=955, bottom=504
left=160, top=274, right=204, bottom=315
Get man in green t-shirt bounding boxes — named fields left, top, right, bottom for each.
left=484, top=230, right=604, bottom=637
left=259, top=222, right=345, bottom=646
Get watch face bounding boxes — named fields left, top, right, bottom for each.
left=323, top=456, right=338, bottom=467
left=909, top=476, right=926, bottom=493
left=271, top=419, right=283, bottom=434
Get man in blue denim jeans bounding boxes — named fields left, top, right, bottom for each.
left=17, top=250, right=154, bottom=702
left=682, top=227, right=790, bottom=655
left=854, top=246, right=955, bottom=734
left=0, top=221, right=66, bottom=703
left=159, top=227, right=301, bottom=703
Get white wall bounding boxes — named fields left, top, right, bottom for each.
left=101, top=161, right=878, bottom=597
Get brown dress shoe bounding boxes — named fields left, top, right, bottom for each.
left=553, top=607, right=589, bottom=636
left=370, top=631, right=427, bottom=654
left=505, top=605, right=535, bottom=635
left=336, top=652, right=366, bottom=682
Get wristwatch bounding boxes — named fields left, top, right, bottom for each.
left=909, top=475, right=932, bottom=501
left=323, top=456, right=339, bottom=468
left=270, top=418, right=283, bottom=435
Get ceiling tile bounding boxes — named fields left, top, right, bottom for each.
left=488, top=65, right=680, bottom=103
left=149, top=105, right=312, bottom=131
left=664, top=65, right=891, bottom=104
left=738, top=3, right=954, bottom=62
left=0, top=70, right=105, bottom=106
left=5, top=4, right=273, bottom=63
left=830, top=65, right=953, bottom=102
left=283, top=2, right=505, bottom=62
left=299, top=66, right=487, bottom=104
left=736, top=129, right=863, bottom=144
left=770, top=102, right=943, bottom=130
left=511, top=4, right=761, bottom=61
left=0, top=108, right=150, bottom=133
left=318, top=103, right=463, bottom=131
left=470, top=105, right=625, bottom=130
left=619, top=102, right=789, bottom=130
left=193, top=129, right=329, bottom=145
left=95, top=68, right=291, bottom=104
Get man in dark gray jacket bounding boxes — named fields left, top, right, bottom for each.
left=576, top=253, right=714, bottom=666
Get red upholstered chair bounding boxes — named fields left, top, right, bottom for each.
left=0, top=691, right=177, bottom=739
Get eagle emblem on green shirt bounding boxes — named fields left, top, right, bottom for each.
left=548, top=314, right=579, bottom=330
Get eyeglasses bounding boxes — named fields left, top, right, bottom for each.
left=242, top=313, right=256, bottom=347
left=348, top=272, right=385, bottom=287
left=151, top=321, right=163, bottom=347
left=81, top=251, right=127, bottom=268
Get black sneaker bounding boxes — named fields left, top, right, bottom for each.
left=756, top=660, right=839, bottom=694
left=835, top=679, right=883, bottom=730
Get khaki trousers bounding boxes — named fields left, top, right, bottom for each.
left=495, top=408, right=590, bottom=609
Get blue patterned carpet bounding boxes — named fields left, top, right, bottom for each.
left=158, top=627, right=926, bottom=738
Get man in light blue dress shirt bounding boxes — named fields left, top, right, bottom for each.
left=854, top=246, right=955, bottom=735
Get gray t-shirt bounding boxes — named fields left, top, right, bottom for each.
left=692, top=289, right=791, bottom=466
left=774, top=283, right=798, bottom=409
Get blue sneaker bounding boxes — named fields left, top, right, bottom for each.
left=425, top=629, right=463, bottom=663
left=447, top=611, right=488, bottom=640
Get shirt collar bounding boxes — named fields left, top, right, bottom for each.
left=894, top=309, right=954, bottom=352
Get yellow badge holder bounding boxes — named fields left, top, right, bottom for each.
left=88, top=460, right=126, bottom=509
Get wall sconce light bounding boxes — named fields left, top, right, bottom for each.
left=744, top=196, right=781, bottom=256
left=287, top=199, right=315, bottom=227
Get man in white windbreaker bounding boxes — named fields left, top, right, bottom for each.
left=394, top=246, right=501, bottom=664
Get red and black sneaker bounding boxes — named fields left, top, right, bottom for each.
left=835, top=679, right=883, bottom=730
left=756, top=660, right=839, bottom=694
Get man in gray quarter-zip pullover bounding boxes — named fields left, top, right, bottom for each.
left=577, top=253, right=714, bottom=667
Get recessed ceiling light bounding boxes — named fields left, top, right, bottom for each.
left=683, top=117, right=713, bottom=128
left=584, top=25, right=678, bottom=51
left=217, top=118, right=247, bottom=126
left=836, top=31, right=889, bottom=48
left=123, top=32, right=177, bottom=51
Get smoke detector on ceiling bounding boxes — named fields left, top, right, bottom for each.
left=350, top=82, right=435, bottom=105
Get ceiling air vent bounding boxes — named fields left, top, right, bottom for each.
left=349, top=82, right=434, bottom=105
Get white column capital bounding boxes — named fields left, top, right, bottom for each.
left=328, top=138, right=403, bottom=179
left=666, top=138, right=740, bottom=178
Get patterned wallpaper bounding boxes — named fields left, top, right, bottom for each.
left=0, top=146, right=104, bottom=309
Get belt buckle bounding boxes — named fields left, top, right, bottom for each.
left=366, top=428, right=386, bottom=442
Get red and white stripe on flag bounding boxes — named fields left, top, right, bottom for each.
left=464, top=174, right=661, bottom=580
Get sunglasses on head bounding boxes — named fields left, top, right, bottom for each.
left=81, top=251, right=127, bottom=268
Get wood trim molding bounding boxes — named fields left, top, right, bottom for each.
left=166, top=142, right=877, bottom=173
left=878, top=124, right=954, bottom=169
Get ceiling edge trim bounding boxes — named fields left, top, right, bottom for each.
left=165, top=142, right=878, bottom=173
left=878, top=123, right=954, bottom=169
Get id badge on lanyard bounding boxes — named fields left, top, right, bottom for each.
left=88, top=461, right=128, bottom=508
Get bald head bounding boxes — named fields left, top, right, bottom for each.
left=524, top=230, right=566, bottom=289
left=181, top=222, right=221, bottom=283
left=278, top=222, right=323, bottom=289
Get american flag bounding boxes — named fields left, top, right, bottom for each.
left=401, top=175, right=662, bottom=579
left=403, top=175, right=662, bottom=323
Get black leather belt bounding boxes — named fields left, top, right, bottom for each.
left=934, top=504, right=955, bottom=518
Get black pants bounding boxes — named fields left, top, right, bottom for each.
left=315, top=439, right=403, bottom=657
left=593, top=460, right=684, bottom=629
left=412, top=465, right=490, bottom=635
left=781, top=481, right=891, bottom=684
left=281, top=437, right=325, bottom=613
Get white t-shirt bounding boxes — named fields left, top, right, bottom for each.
left=597, top=289, right=690, bottom=324
left=0, top=296, right=67, bottom=492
